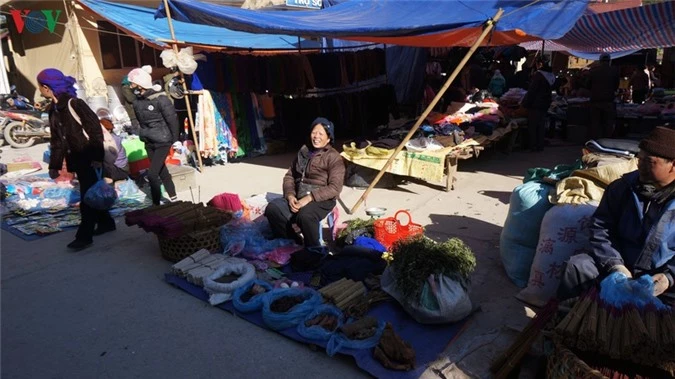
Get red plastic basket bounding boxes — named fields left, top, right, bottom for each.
left=373, top=210, right=424, bottom=250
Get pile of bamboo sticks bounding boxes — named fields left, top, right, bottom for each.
left=171, top=249, right=228, bottom=286
left=126, top=201, right=231, bottom=238
left=319, top=279, right=367, bottom=311
left=554, top=287, right=675, bottom=368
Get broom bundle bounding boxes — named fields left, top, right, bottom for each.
left=553, top=288, right=675, bottom=368
left=125, top=201, right=231, bottom=238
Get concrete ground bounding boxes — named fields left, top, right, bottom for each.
left=1, top=140, right=581, bottom=378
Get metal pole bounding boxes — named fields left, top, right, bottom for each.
left=162, top=0, right=203, bottom=171
left=348, top=8, right=505, bottom=214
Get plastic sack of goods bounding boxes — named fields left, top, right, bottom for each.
left=261, top=288, right=322, bottom=331
left=203, top=260, right=256, bottom=305
left=232, top=279, right=273, bottom=313
left=500, top=181, right=554, bottom=288
left=296, top=304, right=344, bottom=342
left=516, top=204, right=597, bottom=307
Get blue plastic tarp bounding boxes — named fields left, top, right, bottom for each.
left=156, top=0, right=589, bottom=47
left=77, top=0, right=322, bottom=50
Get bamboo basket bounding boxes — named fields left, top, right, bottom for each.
left=547, top=342, right=607, bottom=379
left=157, top=227, right=222, bottom=262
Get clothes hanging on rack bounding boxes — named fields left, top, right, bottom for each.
left=197, top=90, right=239, bottom=162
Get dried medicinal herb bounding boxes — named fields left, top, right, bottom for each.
left=390, top=236, right=476, bottom=302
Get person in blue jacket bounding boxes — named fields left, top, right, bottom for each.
left=558, top=126, right=675, bottom=305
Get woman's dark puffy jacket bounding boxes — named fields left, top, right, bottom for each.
left=48, top=94, right=104, bottom=173
left=132, top=89, right=179, bottom=147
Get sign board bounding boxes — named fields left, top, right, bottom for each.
left=286, top=0, right=322, bottom=10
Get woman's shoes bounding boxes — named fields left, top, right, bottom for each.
left=93, top=224, right=116, bottom=236
left=67, top=239, right=92, bottom=250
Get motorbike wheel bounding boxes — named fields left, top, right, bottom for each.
left=4, top=121, right=36, bottom=148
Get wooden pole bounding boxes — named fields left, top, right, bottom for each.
left=348, top=8, right=505, bottom=214
left=162, top=0, right=203, bottom=171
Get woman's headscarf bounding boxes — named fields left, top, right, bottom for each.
left=37, top=68, right=77, bottom=98
left=310, top=117, right=335, bottom=145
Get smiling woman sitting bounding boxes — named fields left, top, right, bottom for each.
left=264, top=117, right=345, bottom=250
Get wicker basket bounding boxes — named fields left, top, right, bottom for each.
left=157, top=227, right=222, bottom=263
left=547, top=342, right=607, bottom=379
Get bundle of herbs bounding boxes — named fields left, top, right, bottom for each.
left=390, top=236, right=476, bottom=302
left=335, top=218, right=375, bottom=247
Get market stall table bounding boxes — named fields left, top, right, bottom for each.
left=341, top=120, right=521, bottom=191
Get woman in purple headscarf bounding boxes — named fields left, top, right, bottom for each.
left=38, top=68, right=116, bottom=250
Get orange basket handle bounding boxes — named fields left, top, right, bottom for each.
left=394, top=210, right=412, bottom=227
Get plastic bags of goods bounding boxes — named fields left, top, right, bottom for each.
left=220, top=218, right=297, bottom=259
left=241, top=192, right=283, bottom=221
left=516, top=204, right=597, bottom=307
left=381, top=236, right=475, bottom=324
left=114, top=179, right=148, bottom=206
left=3, top=176, right=79, bottom=212
left=499, top=181, right=554, bottom=288
left=202, top=260, right=256, bottom=305
left=326, top=316, right=386, bottom=357
left=599, top=272, right=668, bottom=311
left=83, top=168, right=118, bottom=210
left=232, top=279, right=273, bottom=313
left=297, top=304, right=344, bottom=341
left=261, top=288, right=323, bottom=331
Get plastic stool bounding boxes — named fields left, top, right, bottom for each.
left=318, top=206, right=339, bottom=245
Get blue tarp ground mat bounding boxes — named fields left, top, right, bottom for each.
left=165, top=273, right=471, bottom=379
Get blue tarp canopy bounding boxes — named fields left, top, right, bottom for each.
left=156, top=0, right=590, bottom=47
left=77, top=0, right=323, bottom=50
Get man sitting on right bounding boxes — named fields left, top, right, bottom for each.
left=558, top=126, right=675, bottom=306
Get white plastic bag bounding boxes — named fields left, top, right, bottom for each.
left=160, top=47, right=205, bottom=75
left=202, top=259, right=256, bottom=305
left=381, top=267, right=472, bottom=324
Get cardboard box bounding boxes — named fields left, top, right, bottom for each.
left=167, top=164, right=197, bottom=193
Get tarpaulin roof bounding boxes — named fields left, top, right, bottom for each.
left=519, top=40, right=639, bottom=60
left=77, top=0, right=322, bottom=50
left=555, top=1, right=675, bottom=53
left=156, top=0, right=590, bottom=47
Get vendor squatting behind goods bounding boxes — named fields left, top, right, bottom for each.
left=559, top=126, right=675, bottom=306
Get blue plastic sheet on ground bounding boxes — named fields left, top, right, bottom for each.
left=600, top=272, right=668, bottom=310
left=232, top=279, right=273, bottom=313
left=164, top=273, right=471, bottom=379
left=261, top=288, right=323, bottom=331
left=296, top=304, right=343, bottom=342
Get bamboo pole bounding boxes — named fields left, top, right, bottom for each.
left=162, top=0, right=204, bottom=171
left=348, top=9, right=505, bottom=214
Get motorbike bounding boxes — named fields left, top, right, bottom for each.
left=1, top=109, right=50, bottom=148
left=0, top=86, right=51, bottom=148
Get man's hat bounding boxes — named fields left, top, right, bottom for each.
left=639, top=126, right=675, bottom=160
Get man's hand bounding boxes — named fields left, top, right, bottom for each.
left=610, top=265, right=632, bottom=278
left=287, top=195, right=300, bottom=213
left=91, top=161, right=102, bottom=169
left=653, top=273, right=669, bottom=297
left=48, top=169, right=60, bottom=179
